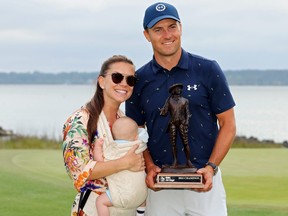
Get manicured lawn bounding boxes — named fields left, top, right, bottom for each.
left=222, top=149, right=288, bottom=216
left=0, top=150, right=75, bottom=216
left=0, top=149, right=287, bottom=215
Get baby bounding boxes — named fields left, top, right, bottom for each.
left=94, top=116, right=147, bottom=216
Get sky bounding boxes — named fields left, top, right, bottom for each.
left=1, top=0, right=288, bottom=73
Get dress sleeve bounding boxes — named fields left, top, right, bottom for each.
left=62, top=108, right=100, bottom=192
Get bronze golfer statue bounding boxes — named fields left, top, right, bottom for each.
left=160, top=83, right=195, bottom=169
left=155, top=83, right=203, bottom=188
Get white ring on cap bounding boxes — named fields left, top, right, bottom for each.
left=156, top=4, right=166, bottom=11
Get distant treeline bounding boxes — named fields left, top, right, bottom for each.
left=0, top=71, right=97, bottom=85
left=224, top=69, right=288, bottom=85
left=1, top=70, right=288, bottom=85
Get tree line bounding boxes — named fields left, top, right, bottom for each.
left=1, top=70, right=288, bottom=85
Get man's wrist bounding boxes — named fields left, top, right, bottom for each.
left=205, top=161, right=218, bottom=175
left=145, top=162, right=155, bottom=172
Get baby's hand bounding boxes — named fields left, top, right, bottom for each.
left=95, top=138, right=104, bottom=148
left=93, top=138, right=104, bottom=161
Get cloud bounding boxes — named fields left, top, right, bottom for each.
left=0, top=29, right=51, bottom=43
left=0, top=0, right=288, bottom=71
left=31, top=0, right=107, bottom=11
left=31, top=0, right=143, bottom=12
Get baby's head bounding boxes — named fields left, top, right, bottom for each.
left=112, top=116, right=138, bottom=141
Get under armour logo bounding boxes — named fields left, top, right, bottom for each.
left=187, top=84, right=198, bottom=91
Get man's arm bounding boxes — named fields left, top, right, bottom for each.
left=208, top=108, right=236, bottom=166
left=137, top=125, right=162, bottom=190
left=143, top=149, right=161, bottom=191
left=196, top=108, right=236, bottom=191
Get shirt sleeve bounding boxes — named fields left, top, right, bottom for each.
left=207, top=60, right=236, bottom=114
left=62, top=108, right=99, bottom=192
left=138, top=128, right=149, bottom=143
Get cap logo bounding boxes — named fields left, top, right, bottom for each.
left=156, top=3, right=166, bottom=12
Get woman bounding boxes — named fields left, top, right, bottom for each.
left=62, top=55, right=145, bottom=216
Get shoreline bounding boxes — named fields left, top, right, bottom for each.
left=0, top=126, right=13, bottom=136
left=233, top=135, right=287, bottom=148
left=1, top=126, right=287, bottom=148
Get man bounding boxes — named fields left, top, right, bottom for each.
left=126, top=2, right=236, bottom=216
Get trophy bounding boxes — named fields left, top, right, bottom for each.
left=154, top=83, right=204, bottom=189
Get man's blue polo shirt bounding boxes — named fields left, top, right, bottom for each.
left=126, top=49, right=235, bottom=168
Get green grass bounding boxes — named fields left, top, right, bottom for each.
left=0, top=150, right=76, bottom=216
left=222, top=149, right=288, bottom=216
left=0, top=148, right=287, bottom=215
left=0, top=135, right=61, bottom=149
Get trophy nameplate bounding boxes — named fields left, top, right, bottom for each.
left=154, top=167, right=204, bottom=189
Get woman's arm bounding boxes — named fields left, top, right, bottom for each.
left=63, top=109, right=145, bottom=186
left=87, top=144, right=145, bottom=180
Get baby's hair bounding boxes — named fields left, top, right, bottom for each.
left=112, top=116, right=138, bottom=141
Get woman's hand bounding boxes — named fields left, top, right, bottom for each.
left=122, top=144, right=145, bottom=172
left=88, top=144, right=145, bottom=180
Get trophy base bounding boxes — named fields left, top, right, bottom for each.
left=154, top=166, right=204, bottom=189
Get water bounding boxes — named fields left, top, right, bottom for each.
left=230, top=86, right=288, bottom=143
left=0, top=85, right=95, bottom=140
left=0, top=85, right=287, bottom=143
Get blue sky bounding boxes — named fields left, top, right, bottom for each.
left=1, top=0, right=288, bottom=72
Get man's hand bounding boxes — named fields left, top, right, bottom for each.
left=145, top=164, right=161, bottom=191
left=194, top=166, right=214, bottom=192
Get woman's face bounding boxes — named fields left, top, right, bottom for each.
left=98, top=62, right=135, bottom=105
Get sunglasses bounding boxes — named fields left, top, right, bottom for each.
left=107, top=72, right=137, bottom=87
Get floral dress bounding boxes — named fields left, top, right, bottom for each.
left=62, top=107, right=107, bottom=216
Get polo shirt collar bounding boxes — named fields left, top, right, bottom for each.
left=151, top=49, right=189, bottom=74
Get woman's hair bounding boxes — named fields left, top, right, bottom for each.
left=86, top=55, right=134, bottom=145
